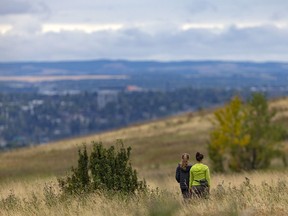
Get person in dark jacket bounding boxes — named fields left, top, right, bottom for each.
left=175, top=153, right=192, bottom=199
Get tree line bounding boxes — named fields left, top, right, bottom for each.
left=0, top=87, right=238, bottom=149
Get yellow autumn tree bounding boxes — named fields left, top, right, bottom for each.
left=208, top=93, right=286, bottom=172
left=208, top=96, right=250, bottom=172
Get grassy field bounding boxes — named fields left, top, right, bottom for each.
left=0, top=96, right=288, bottom=215
left=0, top=170, right=288, bottom=215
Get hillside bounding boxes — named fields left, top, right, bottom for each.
left=0, top=97, right=288, bottom=182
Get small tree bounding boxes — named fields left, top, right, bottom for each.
left=58, top=140, right=146, bottom=195
left=208, top=96, right=250, bottom=172
left=208, top=93, right=286, bottom=172
left=245, top=93, right=286, bottom=169
left=58, top=146, right=90, bottom=194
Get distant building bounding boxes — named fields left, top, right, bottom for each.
left=97, top=90, right=118, bottom=109
left=125, top=85, right=143, bottom=92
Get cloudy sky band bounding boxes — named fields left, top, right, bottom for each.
left=1, top=0, right=288, bottom=62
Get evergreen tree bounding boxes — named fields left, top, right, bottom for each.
left=58, top=140, right=146, bottom=195
left=58, top=146, right=90, bottom=194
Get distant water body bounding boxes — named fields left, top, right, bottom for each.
left=0, top=75, right=129, bottom=82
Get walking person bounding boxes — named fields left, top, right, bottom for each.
left=189, top=152, right=211, bottom=198
left=175, top=153, right=192, bottom=199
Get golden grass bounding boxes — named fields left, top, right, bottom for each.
left=1, top=170, right=288, bottom=216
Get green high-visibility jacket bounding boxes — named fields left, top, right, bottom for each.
left=189, top=163, right=211, bottom=188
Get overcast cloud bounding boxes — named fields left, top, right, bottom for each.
left=0, top=0, right=288, bottom=62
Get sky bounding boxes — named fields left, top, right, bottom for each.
left=1, top=0, right=288, bottom=62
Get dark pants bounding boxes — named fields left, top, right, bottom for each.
left=191, top=185, right=209, bottom=198
left=181, top=188, right=190, bottom=199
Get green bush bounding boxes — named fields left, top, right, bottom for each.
left=58, top=140, right=146, bottom=195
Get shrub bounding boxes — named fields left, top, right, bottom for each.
left=58, top=140, right=146, bottom=195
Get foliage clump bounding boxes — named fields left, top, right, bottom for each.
left=208, top=93, right=287, bottom=172
left=58, top=140, right=146, bottom=195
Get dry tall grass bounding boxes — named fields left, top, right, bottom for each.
left=1, top=170, right=288, bottom=216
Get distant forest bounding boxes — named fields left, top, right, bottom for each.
left=0, top=87, right=242, bottom=149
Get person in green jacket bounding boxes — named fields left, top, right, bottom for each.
left=189, top=152, right=211, bottom=198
